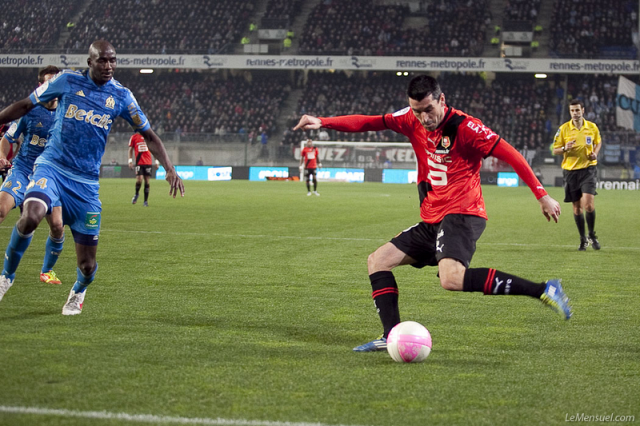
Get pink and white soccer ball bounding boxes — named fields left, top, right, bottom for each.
left=387, top=321, right=432, bottom=363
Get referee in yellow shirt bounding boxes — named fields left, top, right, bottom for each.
left=553, top=99, right=602, bottom=251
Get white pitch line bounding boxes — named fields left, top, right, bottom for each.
left=97, top=229, right=640, bottom=251
left=2, top=226, right=639, bottom=251
left=0, top=406, right=365, bottom=426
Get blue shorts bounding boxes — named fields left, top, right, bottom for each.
left=25, top=163, right=102, bottom=246
left=1, top=165, right=32, bottom=207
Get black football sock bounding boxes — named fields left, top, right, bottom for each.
left=313, top=178, right=317, bottom=191
left=144, top=184, right=150, bottom=202
left=135, top=182, right=141, bottom=195
left=369, top=271, right=400, bottom=338
left=463, top=268, right=546, bottom=298
left=306, top=180, right=310, bottom=191
left=586, top=210, right=596, bottom=234
left=574, top=213, right=586, bottom=238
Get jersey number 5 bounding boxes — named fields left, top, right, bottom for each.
left=427, top=159, right=448, bottom=186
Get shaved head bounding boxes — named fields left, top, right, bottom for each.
left=89, top=40, right=115, bottom=58
left=87, top=40, right=117, bottom=85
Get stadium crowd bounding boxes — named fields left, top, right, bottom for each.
left=285, top=72, right=552, bottom=153
left=503, top=0, right=541, bottom=23
left=263, top=0, right=302, bottom=21
left=0, top=0, right=81, bottom=51
left=114, top=71, right=289, bottom=139
left=64, top=0, right=254, bottom=53
left=550, top=0, right=637, bottom=58
left=298, top=0, right=487, bottom=57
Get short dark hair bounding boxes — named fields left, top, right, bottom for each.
left=407, top=75, right=442, bottom=102
left=569, top=99, right=584, bottom=109
left=38, top=65, right=60, bottom=84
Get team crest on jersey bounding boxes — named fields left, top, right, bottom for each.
left=586, top=136, right=592, bottom=145
left=105, top=96, right=115, bottom=109
left=435, top=136, right=453, bottom=154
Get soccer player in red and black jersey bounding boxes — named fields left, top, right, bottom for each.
left=300, top=138, right=322, bottom=196
left=294, top=75, right=572, bottom=352
left=128, top=132, right=158, bottom=207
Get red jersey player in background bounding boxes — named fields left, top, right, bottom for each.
left=294, top=75, right=571, bottom=353
left=0, top=124, right=17, bottom=182
left=128, top=132, right=158, bottom=207
left=300, top=138, right=322, bottom=196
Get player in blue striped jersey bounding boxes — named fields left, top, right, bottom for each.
left=0, top=40, right=184, bottom=314
left=0, top=66, right=65, bottom=286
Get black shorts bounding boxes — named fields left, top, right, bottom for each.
left=305, top=168, right=317, bottom=177
left=136, top=165, right=153, bottom=177
left=390, top=214, right=486, bottom=269
left=563, top=166, right=597, bottom=203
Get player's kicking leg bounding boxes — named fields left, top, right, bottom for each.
left=443, top=260, right=572, bottom=320
left=40, top=206, right=64, bottom=285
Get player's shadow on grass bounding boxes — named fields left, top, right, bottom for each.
left=0, top=310, right=58, bottom=321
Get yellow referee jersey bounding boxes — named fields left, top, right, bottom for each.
left=553, top=119, right=601, bottom=170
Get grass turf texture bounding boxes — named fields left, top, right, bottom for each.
left=0, top=179, right=638, bottom=426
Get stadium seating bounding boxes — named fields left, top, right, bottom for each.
left=0, top=0, right=80, bottom=51
left=298, top=0, right=488, bottom=57
left=286, top=72, right=552, bottom=151
left=549, top=0, right=637, bottom=59
left=64, top=0, right=255, bottom=54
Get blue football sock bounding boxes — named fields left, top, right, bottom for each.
left=72, top=264, right=98, bottom=294
left=2, top=225, right=35, bottom=281
left=42, top=234, right=65, bottom=273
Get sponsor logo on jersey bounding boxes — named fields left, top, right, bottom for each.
left=466, top=121, right=497, bottom=140
left=127, top=102, right=142, bottom=126
left=34, top=81, right=49, bottom=98
left=7, top=122, right=18, bottom=137
left=36, top=122, right=43, bottom=128
left=29, top=134, right=46, bottom=147
left=64, top=104, right=113, bottom=130
left=105, top=96, right=115, bottom=109
left=392, top=106, right=410, bottom=117
left=85, top=212, right=101, bottom=229
left=75, top=90, right=85, bottom=97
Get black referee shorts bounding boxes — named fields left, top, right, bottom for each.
left=563, top=166, right=597, bottom=203
left=390, top=214, right=486, bottom=269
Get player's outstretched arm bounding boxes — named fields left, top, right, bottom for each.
left=140, top=128, right=185, bottom=198
left=491, top=140, right=560, bottom=222
left=0, top=98, right=35, bottom=127
left=293, top=115, right=322, bottom=131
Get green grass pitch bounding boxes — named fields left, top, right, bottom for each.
left=0, top=179, right=638, bottom=425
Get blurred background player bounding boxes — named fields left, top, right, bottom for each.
left=0, top=41, right=184, bottom=314
left=128, top=131, right=158, bottom=207
left=0, top=65, right=65, bottom=285
left=300, top=138, right=321, bottom=196
left=0, top=124, right=15, bottom=183
left=294, top=75, right=570, bottom=352
left=552, top=99, right=601, bottom=251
